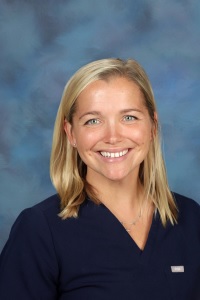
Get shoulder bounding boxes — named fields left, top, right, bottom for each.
left=21, top=193, right=60, bottom=221
left=172, top=192, right=200, bottom=227
left=31, top=193, right=61, bottom=214
left=173, top=192, right=200, bottom=213
left=6, top=194, right=61, bottom=243
left=7, top=195, right=93, bottom=246
left=0, top=195, right=62, bottom=276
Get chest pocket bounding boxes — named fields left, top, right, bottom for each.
left=165, top=265, right=200, bottom=300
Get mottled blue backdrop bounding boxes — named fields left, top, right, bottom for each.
left=0, top=0, right=200, bottom=251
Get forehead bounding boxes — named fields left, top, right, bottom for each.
left=75, top=77, right=145, bottom=110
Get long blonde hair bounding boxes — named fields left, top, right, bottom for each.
left=50, top=58, right=178, bottom=226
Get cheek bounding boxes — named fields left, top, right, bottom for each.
left=75, top=130, right=99, bottom=150
left=131, top=126, right=152, bottom=144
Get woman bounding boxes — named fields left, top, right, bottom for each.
left=0, top=58, right=200, bottom=299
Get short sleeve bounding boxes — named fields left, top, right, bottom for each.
left=0, top=207, right=59, bottom=299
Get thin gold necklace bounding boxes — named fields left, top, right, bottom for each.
left=120, top=206, right=142, bottom=232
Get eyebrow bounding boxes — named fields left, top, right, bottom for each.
left=119, top=108, right=143, bottom=114
left=79, top=108, right=144, bottom=120
left=79, top=111, right=101, bottom=120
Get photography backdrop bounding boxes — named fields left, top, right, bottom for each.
left=0, top=0, right=200, bottom=251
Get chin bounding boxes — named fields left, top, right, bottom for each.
left=103, top=171, right=130, bottom=182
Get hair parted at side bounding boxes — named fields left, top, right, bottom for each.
left=50, top=58, right=178, bottom=226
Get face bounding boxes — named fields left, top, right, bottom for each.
left=64, top=77, right=154, bottom=185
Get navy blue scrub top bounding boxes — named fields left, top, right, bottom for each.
left=0, top=193, right=200, bottom=299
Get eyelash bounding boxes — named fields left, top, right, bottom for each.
left=84, top=118, right=100, bottom=125
left=84, top=115, right=138, bottom=125
left=123, top=115, right=137, bottom=122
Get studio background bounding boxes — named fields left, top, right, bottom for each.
left=0, top=0, right=200, bottom=252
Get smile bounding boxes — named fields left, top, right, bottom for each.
left=100, top=149, right=128, bottom=158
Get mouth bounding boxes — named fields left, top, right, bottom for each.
left=99, top=149, right=129, bottom=158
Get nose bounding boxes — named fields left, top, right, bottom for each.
left=103, top=120, right=123, bottom=145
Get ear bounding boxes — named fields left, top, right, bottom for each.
left=64, top=119, right=76, bottom=146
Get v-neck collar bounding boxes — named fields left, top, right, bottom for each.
left=86, top=199, right=159, bottom=264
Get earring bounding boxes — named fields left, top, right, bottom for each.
left=73, top=143, right=76, bottom=147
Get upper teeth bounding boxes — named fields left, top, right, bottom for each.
left=100, top=150, right=128, bottom=158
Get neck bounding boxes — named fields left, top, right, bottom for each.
left=87, top=172, right=143, bottom=211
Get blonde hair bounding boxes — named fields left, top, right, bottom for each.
left=50, top=58, right=178, bottom=226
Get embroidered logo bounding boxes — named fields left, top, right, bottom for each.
left=171, top=266, right=184, bottom=273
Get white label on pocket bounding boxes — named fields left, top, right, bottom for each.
left=171, top=266, right=184, bottom=273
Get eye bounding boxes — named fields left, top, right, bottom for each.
left=123, top=115, right=137, bottom=122
left=84, top=118, right=100, bottom=125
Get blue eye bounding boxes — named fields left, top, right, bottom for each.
left=85, top=119, right=100, bottom=125
left=123, top=115, right=136, bottom=122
